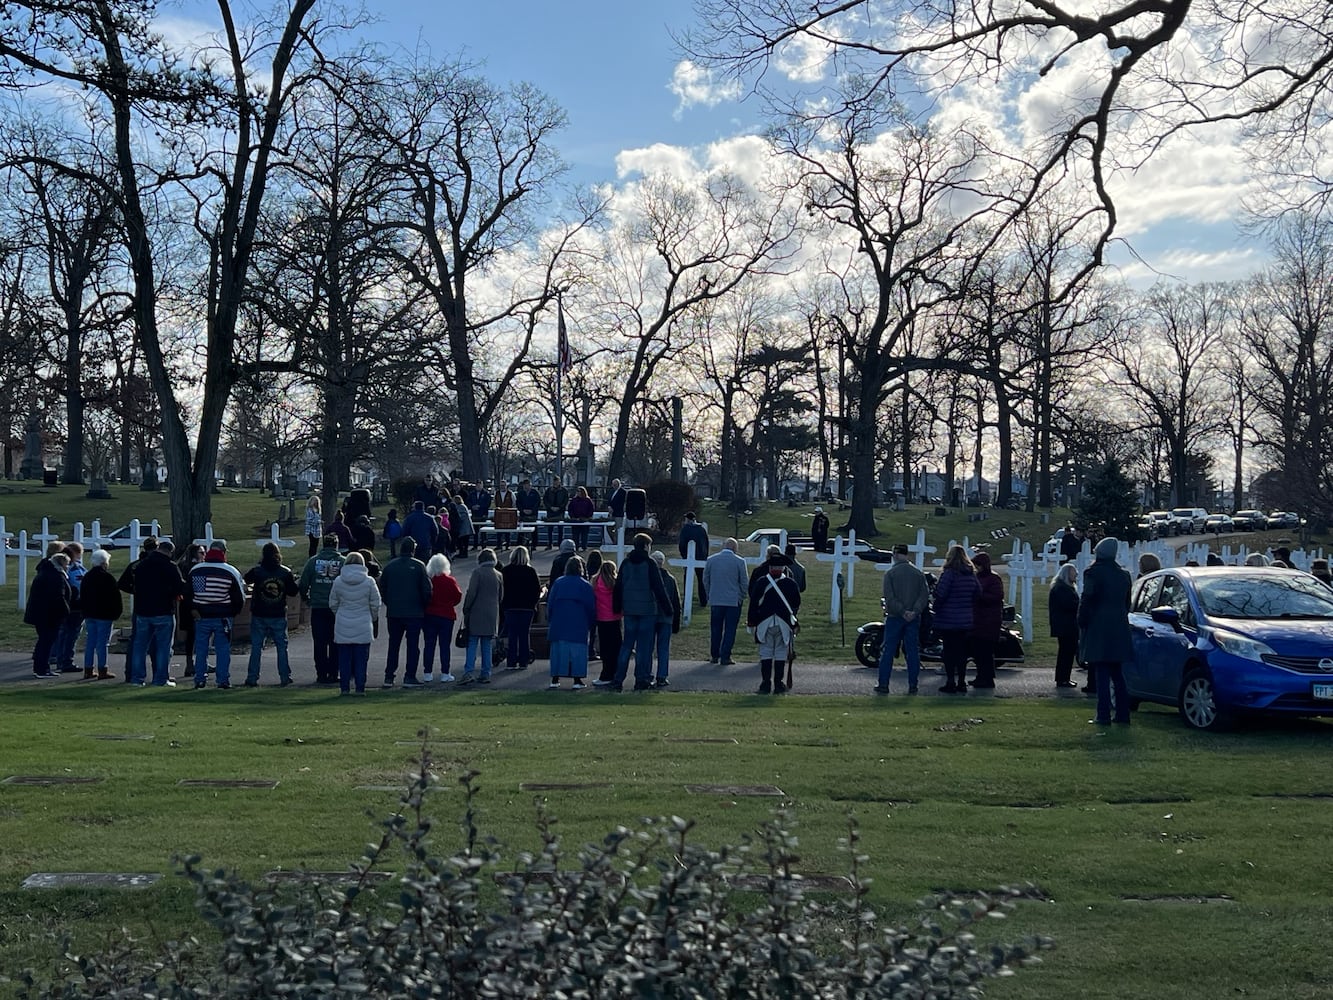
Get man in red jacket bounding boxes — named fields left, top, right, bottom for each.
left=189, top=540, right=245, bottom=689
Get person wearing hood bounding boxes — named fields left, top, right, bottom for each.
left=1079, top=536, right=1134, bottom=726
left=328, top=551, right=381, bottom=695
left=243, top=542, right=299, bottom=687
left=459, top=548, right=503, bottom=684
left=968, top=552, right=1005, bottom=689
left=549, top=538, right=578, bottom=585
left=611, top=533, right=672, bottom=691
left=188, top=540, right=246, bottom=690
left=811, top=506, right=830, bottom=553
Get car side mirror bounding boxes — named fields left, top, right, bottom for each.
left=1149, top=606, right=1182, bottom=632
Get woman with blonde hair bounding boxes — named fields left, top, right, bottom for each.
left=1049, top=562, right=1080, bottom=689
left=931, top=545, right=978, bottom=693
left=305, top=494, right=323, bottom=557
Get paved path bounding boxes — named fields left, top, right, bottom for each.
left=0, top=545, right=1087, bottom=700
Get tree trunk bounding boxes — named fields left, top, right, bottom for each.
left=61, top=312, right=85, bottom=484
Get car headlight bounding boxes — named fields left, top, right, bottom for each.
left=1208, top=631, right=1274, bottom=663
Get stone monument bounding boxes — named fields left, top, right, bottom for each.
left=18, top=411, right=43, bottom=481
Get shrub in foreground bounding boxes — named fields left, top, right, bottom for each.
left=20, top=758, right=1052, bottom=997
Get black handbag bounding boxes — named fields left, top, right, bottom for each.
left=454, top=626, right=469, bottom=649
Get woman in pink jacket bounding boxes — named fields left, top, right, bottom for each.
left=591, top=560, right=623, bottom=686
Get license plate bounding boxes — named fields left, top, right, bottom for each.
left=1313, top=684, right=1333, bottom=701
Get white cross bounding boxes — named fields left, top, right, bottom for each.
left=14, top=529, right=44, bottom=611
left=746, top=527, right=789, bottom=553
left=86, top=519, right=116, bottom=551
left=906, top=527, right=935, bottom=570
left=31, top=516, right=60, bottom=555
left=667, top=540, right=708, bottom=625
left=1005, top=543, right=1048, bottom=643
left=193, top=522, right=220, bottom=549
left=257, top=521, right=296, bottom=548
left=606, top=524, right=631, bottom=564
left=125, top=518, right=153, bottom=563
left=815, top=531, right=871, bottom=622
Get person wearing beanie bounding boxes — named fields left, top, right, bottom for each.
left=188, top=540, right=245, bottom=689
left=549, top=537, right=578, bottom=585
left=1080, top=536, right=1133, bottom=726
left=811, top=505, right=830, bottom=553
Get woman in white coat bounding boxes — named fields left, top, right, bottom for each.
left=328, top=551, right=381, bottom=695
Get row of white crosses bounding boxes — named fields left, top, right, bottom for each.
left=1, top=516, right=297, bottom=610
left=665, top=524, right=777, bottom=627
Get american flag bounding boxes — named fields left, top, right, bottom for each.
left=557, top=296, right=572, bottom=375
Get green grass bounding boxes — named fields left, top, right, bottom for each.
left=3, top=687, right=1333, bottom=997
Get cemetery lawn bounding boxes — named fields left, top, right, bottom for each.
left=2, top=687, right=1333, bottom=998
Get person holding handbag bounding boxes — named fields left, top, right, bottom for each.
left=746, top=555, right=801, bottom=695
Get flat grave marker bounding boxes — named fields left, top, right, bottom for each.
left=686, top=783, right=785, bottom=797
left=23, top=873, right=161, bottom=890
left=726, top=873, right=855, bottom=893
left=177, top=779, right=279, bottom=789
left=264, top=870, right=393, bottom=885
left=664, top=737, right=739, bottom=745
left=87, top=734, right=154, bottom=742
left=4, top=775, right=103, bottom=786
left=519, top=782, right=612, bottom=792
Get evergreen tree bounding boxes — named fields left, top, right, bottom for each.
left=1079, top=458, right=1142, bottom=541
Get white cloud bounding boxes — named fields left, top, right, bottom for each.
left=668, top=59, right=741, bottom=118
left=615, top=143, right=701, bottom=182
left=1112, top=245, right=1264, bottom=287
left=774, top=31, right=836, bottom=84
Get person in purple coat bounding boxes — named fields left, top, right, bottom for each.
left=932, top=545, right=979, bottom=694
left=968, top=552, right=1005, bottom=689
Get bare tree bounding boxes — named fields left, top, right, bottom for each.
left=0, top=0, right=326, bottom=537
left=686, top=0, right=1333, bottom=270
left=1112, top=283, right=1230, bottom=505
left=1240, top=212, right=1333, bottom=528
left=588, top=172, right=795, bottom=483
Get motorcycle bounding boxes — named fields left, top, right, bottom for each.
left=855, top=601, right=1025, bottom=669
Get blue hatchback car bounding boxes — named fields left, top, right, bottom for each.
left=1127, top=566, right=1333, bottom=730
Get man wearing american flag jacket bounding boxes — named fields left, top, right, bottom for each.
left=189, top=540, right=246, bottom=690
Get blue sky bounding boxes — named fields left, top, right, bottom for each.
left=360, top=2, right=748, bottom=187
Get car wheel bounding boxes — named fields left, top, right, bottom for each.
left=1179, top=667, right=1229, bottom=731
left=854, top=629, right=881, bottom=669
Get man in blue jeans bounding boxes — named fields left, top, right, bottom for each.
left=875, top=543, right=930, bottom=695
left=611, top=533, right=671, bottom=691
left=127, top=538, right=188, bottom=687
left=188, top=540, right=246, bottom=689
left=244, top=541, right=300, bottom=686
left=703, top=538, right=749, bottom=666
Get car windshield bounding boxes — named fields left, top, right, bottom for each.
left=1195, top=573, right=1333, bottom=620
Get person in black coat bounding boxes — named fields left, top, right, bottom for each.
left=1048, top=562, right=1080, bottom=688
left=351, top=515, right=376, bottom=553
left=79, top=549, right=123, bottom=679
left=677, top=511, right=710, bottom=606
left=1079, top=537, right=1134, bottom=725
left=25, top=553, right=71, bottom=678
left=810, top=507, right=830, bottom=553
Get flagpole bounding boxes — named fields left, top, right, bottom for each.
left=555, top=292, right=565, bottom=485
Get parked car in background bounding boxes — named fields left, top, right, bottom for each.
left=1127, top=566, right=1333, bottom=730
left=1231, top=510, right=1267, bottom=531
left=1148, top=511, right=1177, bottom=537
left=1170, top=507, right=1209, bottom=534
left=1267, top=511, right=1304, bottom=530
left=1203, top=513, right=1234, bottom=535
left=1136, top=515, right=1158, bottom=539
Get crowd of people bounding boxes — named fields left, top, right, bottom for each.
left=33, top=495, right=1319, bottom=704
